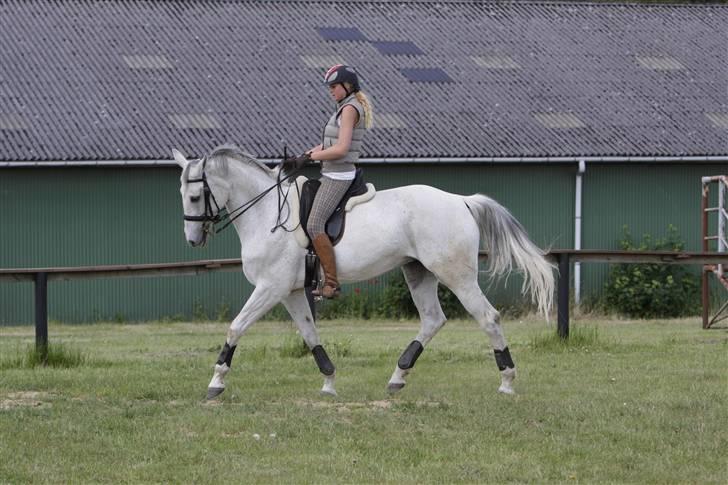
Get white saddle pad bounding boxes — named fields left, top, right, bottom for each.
left=288, top=176, right=376, bottom=248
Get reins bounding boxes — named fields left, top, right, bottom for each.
left=183, top=155, right=304, bottom=235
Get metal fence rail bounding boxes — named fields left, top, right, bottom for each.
left=2, top=251, right=728, bottom=361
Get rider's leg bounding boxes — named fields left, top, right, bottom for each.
left=307, top=177, right=352, bottom=299
left=311, top=234, right=339, bottom=298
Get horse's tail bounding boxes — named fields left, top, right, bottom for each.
left=464, top=194, right=555, bottom=319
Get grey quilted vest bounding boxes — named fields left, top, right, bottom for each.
left=321, top=94, right=367, bottom=174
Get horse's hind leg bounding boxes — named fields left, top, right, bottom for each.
left=282, top=290, right=337, bottom=396
left=207, top=285, right=285, bottom=400
left=387, top=261, right=447, bottom=393
left=440, top=271, right=516, bottom=394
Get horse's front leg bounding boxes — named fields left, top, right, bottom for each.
left=282, top=289, right=337, bottom=396
left=206, top=285, right=284, bottom=400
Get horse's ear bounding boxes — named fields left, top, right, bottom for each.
left=172, top=149, right=189, bottom=168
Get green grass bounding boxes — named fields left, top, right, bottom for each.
left=0, top=342, right=88, bottom=370
left=530, top=325, right=616, bottom=352
left=1, top=318, right=726, bottom=483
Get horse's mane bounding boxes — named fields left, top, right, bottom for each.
left=207, top=144, right=276, bottom=179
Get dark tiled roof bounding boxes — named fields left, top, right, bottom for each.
left=1, top=0, right=727, bottom=161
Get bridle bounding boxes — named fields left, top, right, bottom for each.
left=183, top=155, right=303, bottom=236
left=183, top=156, right=225, bottom=227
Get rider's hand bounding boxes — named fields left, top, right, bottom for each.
left=282, top=153, right=312, bottom=171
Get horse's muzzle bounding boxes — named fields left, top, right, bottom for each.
left=187, top=231, right=207, bottom=247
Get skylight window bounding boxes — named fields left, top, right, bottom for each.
left=0, top=114, right=27, bottom=130
left=399, top=68, right=453, bottom=83
left=533, top=112, right=586, bottom=129
left=706, top=113, right=728, bottom=129
left=371, top=41, right=423, bottom=56
left=636, top=55, right=684, bottom=71
left=374, top=113, right=407, bottom=129
left=316, top=27, right=367, bottom=42
left=169, top=114, right=221, bottom=130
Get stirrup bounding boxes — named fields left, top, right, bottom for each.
left=312, top=283, right=341, bottom=299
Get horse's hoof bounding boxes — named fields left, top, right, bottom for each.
left=387, top=382, right=405, bottom=394
left=206, top=387, right=225, bottom=400
left=320, top=388, right=337, bottom=397
left=498, top=386, right=515, bottom=395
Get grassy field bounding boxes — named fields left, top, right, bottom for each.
left=0, top=317, right=726, bottom=484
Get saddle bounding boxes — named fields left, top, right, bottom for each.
left=288, top=169, right=375, bottom=291
left=298, top=168, right=373, bottom=248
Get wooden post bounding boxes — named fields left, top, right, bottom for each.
left=34, top=272, right=48, bottom=363
left=557, top=253, right=570, bottom=339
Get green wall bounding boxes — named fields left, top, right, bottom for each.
left=0, top=167, right=247, bottom=324
left=580, top=163, right=721, bottom=303
left=0, top=162, right=723, bottom=323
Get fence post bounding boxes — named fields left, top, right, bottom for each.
left=34, top=272, right=48, bottom=363
left=557, top=253, right=570, bottom=339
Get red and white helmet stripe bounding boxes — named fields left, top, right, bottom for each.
left=324, top=64, right=344, bottom=83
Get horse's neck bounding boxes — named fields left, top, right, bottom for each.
left=222, top=160, right=280, bottom=240
left=225, top=160, right=273, bottom=199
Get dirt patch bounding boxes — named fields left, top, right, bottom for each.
left=295, top=399, right=391, bottom=412
left=0, top=391, right=53, bottom=410
left=294, top=399, right=443, bottom=412
left=200, top=399, right=224, bottom=407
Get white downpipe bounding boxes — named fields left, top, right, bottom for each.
left=719, top=181, right=726, bottom=253
left=574, top=160, right=586, bottom=305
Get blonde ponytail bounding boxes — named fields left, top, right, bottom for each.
left=354, top=91, right=374, bottom=129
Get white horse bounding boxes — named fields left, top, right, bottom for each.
left=173, top=145, right=554, bottom=399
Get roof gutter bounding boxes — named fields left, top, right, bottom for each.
left=356, top=155, right=728, bottom=164
left=1, top=155, right=728, bottom=167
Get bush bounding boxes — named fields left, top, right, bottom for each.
left=378, top=270, right=469, bottom=319
left=259, top=270, right=478, bottom=322
left=317, top=289, right=378, bottom=320
left=603, top=225, right=700, bottom=318
left=377, top=271, right=418, bottom=319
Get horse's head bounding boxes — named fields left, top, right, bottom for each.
left=173, top=149, right=230, bottom=247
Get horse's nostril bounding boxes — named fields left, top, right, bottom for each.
left=188, top=239, right=197, bottom=246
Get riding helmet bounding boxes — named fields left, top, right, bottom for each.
left=323, top=64, right=361, bottom=92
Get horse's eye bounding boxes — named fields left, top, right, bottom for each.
left=190, top=195, right=201, bottom=203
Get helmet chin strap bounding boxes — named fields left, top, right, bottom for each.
left=340, top=83, right=359, bottom=98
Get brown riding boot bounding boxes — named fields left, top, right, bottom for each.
left=311, top=234, right=341, bottom=299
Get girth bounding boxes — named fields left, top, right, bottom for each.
left=299, top=168, right=367, bottom=248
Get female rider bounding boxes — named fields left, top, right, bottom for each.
left=289, top=64, right=373, bottom=299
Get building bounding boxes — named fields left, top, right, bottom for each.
left=1, top=0, right=726, bottom=323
